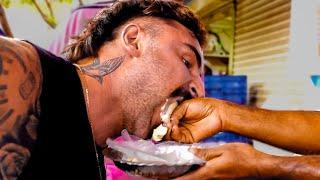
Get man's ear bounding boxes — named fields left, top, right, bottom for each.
left=121, top=24, right=141, bottom=57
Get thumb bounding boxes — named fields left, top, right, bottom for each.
left=170, top=101, right=190, bottom=126
left=190, top=147, right=223, bottom=161
left=166, top=126, right=194, bottom=143
left=165, top=102, right=189, bottom=141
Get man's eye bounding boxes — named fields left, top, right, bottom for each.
left=183, top=58, right=191, bottom=68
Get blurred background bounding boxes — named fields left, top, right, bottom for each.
left=2, top=0, right=320, bottom=156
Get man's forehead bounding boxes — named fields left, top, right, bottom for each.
left=160, top=19, right=202, bottom=49
left=162, top=20, right=204, bottom=62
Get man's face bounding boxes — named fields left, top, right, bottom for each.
left=117, top=19, right=205, bottom=138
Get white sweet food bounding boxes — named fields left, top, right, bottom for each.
left=152, top=99, right=179, bottom=142
left=160, top=101, right=178, bottom=123
left=152, top=124, right=168, bottom=142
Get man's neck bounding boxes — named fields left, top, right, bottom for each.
left=75, top=57, right=124, bottom=147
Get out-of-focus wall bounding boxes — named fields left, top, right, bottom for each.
left=232, top=0, right=320, bottom=156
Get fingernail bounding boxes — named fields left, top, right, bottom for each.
left=172, top=125, right=178, bottom=131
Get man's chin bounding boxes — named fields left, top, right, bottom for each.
left=130, top=127, right=151, bottom=140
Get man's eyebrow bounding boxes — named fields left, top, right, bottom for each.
left=184, top=43, right=202, bottom=68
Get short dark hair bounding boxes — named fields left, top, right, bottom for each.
left=64, top=0, right=207, bottom=62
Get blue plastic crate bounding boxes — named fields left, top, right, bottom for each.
left=206, top=91, right=222, bottom=97
left=203, top=75, right=251, bottom=144
left=202, top=132, right=252, bottom=144
left=205, top=75, right=247, bottom=104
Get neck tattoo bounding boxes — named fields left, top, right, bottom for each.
left=77, top=56, right=124, bottom=85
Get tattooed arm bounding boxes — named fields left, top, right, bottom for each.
left=0, top=37, right=42, bottom=179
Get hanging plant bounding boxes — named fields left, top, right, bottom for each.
left=19, top=0, right=73, bottom=28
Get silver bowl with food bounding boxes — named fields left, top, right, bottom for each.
left=106, top=133, right=206, bottom=178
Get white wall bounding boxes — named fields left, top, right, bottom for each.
left=255, top=0, right=320, bottom=156
left=286, top=0, right=320, bottom=110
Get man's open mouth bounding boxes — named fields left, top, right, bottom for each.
left=150, top=86, right=195, bottom=142
left=170, top=87, right=193, bottom=102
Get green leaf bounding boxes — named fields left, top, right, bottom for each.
left=20, top=0, right=33, bottom=5
left=2, top=0, right=74, bottom=29
left=46, top=15, right=57, bottom=28
left=0, top=0, right=11, bottom=8
left=58, top=0, right=72, bottom=4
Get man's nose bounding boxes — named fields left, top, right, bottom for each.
left=189, top=76, right=205, bottom=98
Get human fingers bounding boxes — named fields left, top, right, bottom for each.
left=190, top=147, right=223, bottom=161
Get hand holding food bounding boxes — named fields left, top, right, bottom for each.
left=166, top=98, right=225, bottom=143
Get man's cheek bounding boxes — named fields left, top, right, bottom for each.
left=170, top=67, right=192, bottom=85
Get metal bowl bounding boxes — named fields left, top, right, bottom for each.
left=113, top=161, right=199, bottom=178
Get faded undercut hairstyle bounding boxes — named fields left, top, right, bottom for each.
left=64, top=0, right=207, bottom=63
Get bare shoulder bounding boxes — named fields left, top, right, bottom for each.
left=0, top=36, right=42, bottom=99
left=0, top=36, right=42, bottom=179
left=0, top=36, right=38, bottom=54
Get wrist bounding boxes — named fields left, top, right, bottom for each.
left=256, top=153, right=288, bottom=178
left=217, top=99, right=238, bottom=132
left=217, top=100, right=263, bottom=134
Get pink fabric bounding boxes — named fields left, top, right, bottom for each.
left=48, top=2, right=113, bottom=57
left=105, top=136, right=150, bottom=180
left=105, top=159, right=152, bottom=180
left=105, top=158, right=136, bottom=180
